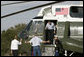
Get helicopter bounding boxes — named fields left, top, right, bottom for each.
left=31, top=4, right=83, bottom=56
left=1, top=1, right=83, bottom=56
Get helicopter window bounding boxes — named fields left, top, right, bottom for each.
left=78, top=27, right=83, bottom=35
left=70, top=6, right=83, bottom=18
left=70, top=22, right=83, bottom=36
left=29, top=21, right=44, bottom=35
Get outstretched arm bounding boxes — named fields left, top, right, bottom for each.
left=18, top=38, right=22, bottom=45
left=41, top=40, right=50, bottom=43
left=25, top=41, right=30, bottom=44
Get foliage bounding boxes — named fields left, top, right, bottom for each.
left=1, top=23, right=32, bottom=56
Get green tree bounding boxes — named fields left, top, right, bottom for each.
left=1, top=23, right=30, bottom=56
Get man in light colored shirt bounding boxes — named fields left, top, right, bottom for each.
left=45, top=21, right=56, bottom=44
left=25, top=34, right=50, bottom=56
left=11, top=35, right=22, bottom=56
left=45, top=21, right=55, bottom=30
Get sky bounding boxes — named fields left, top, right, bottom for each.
left=1, top=1, right=55, bottom=31
left=1, top=1, right=83, bottom=31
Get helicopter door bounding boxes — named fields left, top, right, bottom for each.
left=44, top=20, right=57, bottom=43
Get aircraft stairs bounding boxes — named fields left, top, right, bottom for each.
left=42, top=39, right=56, bottom=56
left=42, top=45, right=55, bottom=56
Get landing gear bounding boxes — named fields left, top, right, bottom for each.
left=64, top=50, right=82, bottom=56
left=69, top=52, right=74, bottom=56
left=64, top=50, right=67, bottom=56
left=64, top=50, right=74, bottom=56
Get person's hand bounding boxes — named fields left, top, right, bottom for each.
left=25, top=41, right=27, bottom=43
left=47, top=40, right=50, bottom=43
left=20, top=38, right=22, bottom=42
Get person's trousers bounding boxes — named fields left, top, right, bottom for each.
left=12, top=50, right=18, bottom=56
left=33, top=46, right=41, bottom=56
left=31, top=46, right=33, bottom=56
left=48, top=29, right=54, bottom=44
left=55, top=50, right=59, bottom=56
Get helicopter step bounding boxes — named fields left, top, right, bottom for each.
left=42, top=45, right=55, bottom=56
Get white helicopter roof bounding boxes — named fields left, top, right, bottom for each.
left=37, top=1, right=83, bottom=16
left=37, top=4, right=83, bottom=16
left=33, top=4, right=83, bottom=22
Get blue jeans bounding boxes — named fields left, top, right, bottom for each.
left=33, top=46, right=41, bottom=56
left=55, top=50, right=59, bottom=56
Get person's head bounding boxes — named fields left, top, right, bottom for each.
left=14, top=35, right=18, bottom=39
left=54, top=36, right=58, bottom=40
left=48, top=21, right=51, bottom=24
